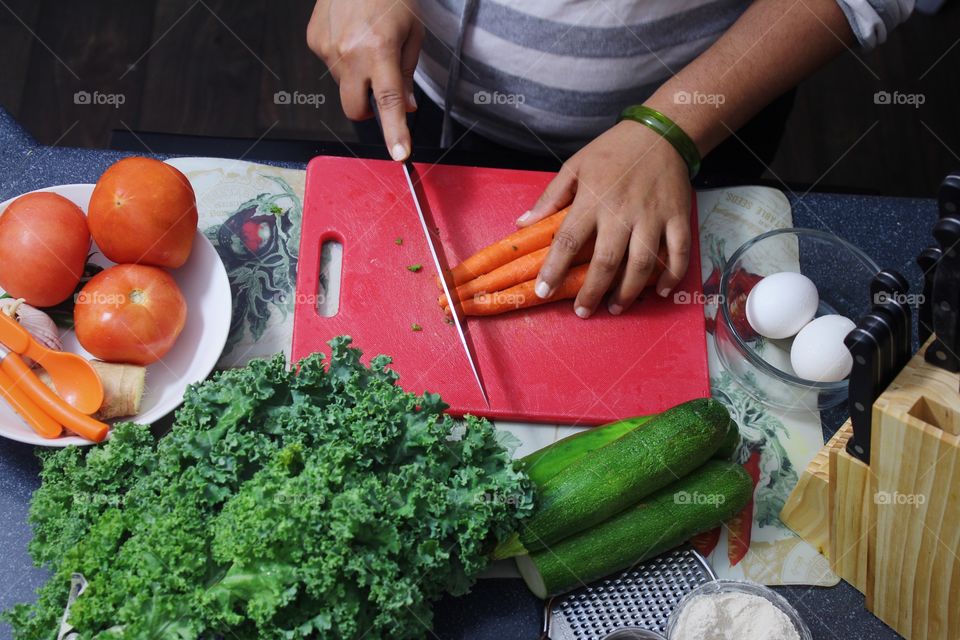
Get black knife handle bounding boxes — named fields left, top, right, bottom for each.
left=917, top=246, right=942, bottom=344
left=845, top=324, right=884, bottom=464
left=871, top=303, right=909, bottom=386
left=938, top=171, right=960, bottom=219
left=870, top=269, right=909, bottom=305
left=925, top=216, right=960, bottom=372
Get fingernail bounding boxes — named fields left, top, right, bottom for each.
left=391, top=143, right=408, bottom=161
left=608, top=303, right=623, bottom=316
left=535, top=280, right=553, bottom=299
left=658, top=287, right=671, bottom=298
left=575, top=306, right=591, bottom=319
left=516, top=210, right=532, bottom=225
left=407, top=92, right=417, bottom=109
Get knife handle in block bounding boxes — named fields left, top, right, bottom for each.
left=845, top=323, right=885, bottom=464
left=938, top=171, right=960, bottom=219
left=917, top=246, right=942, bottom=344
left=925, top=216, right=960, bottom=373
left=0, top=354, right=108, bottom=442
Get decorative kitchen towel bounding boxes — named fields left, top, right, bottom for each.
left=168, top=158, right=836, bottom=587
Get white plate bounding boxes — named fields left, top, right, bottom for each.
left=0, top=184, right=232, bottom=446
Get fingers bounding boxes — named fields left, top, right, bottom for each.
left=517, top=162, right=577, bottom=227
left=573, top=215, right=631, bottom=318
left=535, top=204, right=595, bottom=300
left=656, top=215, right=691, bottom=297
left=340, top=74, right=372, bottom=121
left=608, top=225, right=662, bottom=315
left=399, top=22, right=424, bottom=112
left=371, top=59, right=412, bottom=160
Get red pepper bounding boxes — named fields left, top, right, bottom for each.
left=690, top=526, right=721, bottom=557
left=727, top=449, right=762, bottom=566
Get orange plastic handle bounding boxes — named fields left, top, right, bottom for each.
left=0, top=367, right=62, bottom=439
left=0, top=312, right=30, bottom=354
left=1, top=354, right=108, bottom=442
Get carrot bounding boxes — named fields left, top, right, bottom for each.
left=445, top=247, right=667, bottom=317
left=438, top=239, right=595, bottom=309
left=442, top=208, right=570, bottom=287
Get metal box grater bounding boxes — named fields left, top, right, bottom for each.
left=542, top=546, right=715, bottom=640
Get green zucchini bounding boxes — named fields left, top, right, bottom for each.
left=516, top=460, right=753, bottom=598
left=715, top=419, right=741, bottom=460
left=521, top=415, right=741, bottom=488
left=496, top=398, right=732, bottom=559
left=519, top=416, right=652, bottom=486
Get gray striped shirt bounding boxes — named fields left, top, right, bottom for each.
left=414, top=0, right=914, bottom=154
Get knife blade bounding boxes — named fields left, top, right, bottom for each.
left=917, top=246, right=942, bottom=344
left=401, top=161, right=491, bottom=406
left=924, top=215, right=960, bottom=373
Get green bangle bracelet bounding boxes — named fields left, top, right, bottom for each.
left=618, top=105, right=701, bottom=179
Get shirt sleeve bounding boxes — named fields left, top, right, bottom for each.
left=834, top=0, right=915, bottom=49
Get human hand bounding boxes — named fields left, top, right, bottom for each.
left=307, top=0, right=423, bottom=160
left=519, top=119, right=693, bottom=317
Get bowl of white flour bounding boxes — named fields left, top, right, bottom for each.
left=666, top=580, right=811, bottom=640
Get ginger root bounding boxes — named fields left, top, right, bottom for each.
left=39, top=361, right=146, bottom=420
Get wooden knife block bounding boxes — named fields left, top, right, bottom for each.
left=781, top=338, right=960, bottom=640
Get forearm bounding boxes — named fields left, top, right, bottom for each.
left=644, top=0, right=853, bottom=157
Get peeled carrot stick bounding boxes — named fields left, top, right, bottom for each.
left=439, top=239, right=594, bottom=309
left=442, top=207, right=570, bottom=287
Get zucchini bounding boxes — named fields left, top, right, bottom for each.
left=521, top=415, right=741, bottom=488
left=715, top=419, right=741, bottom=460
left=496, top=398, right=732, bottom=558
left=516, top=460, right=753, bottom=598
left=519, top=416, right=651, bottom=486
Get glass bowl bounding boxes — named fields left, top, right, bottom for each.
left=715, top=228, right=879, bottom=411
left=665, top=580, right=812, bottom=640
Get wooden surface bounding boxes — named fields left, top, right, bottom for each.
left=780, top=423, right=848, bottom=558
left=786, top=338, right=960, bottom=640
left=2, top=0, right=960, bottom=196
left=829, top=422, right=872, bottom=594
left=870, top=344, right=960, bottom=640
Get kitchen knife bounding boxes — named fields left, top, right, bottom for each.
left=870, top=269, right=911, bottom=377
left=917, top=246, right=942, bottom=344
left=924, top=215, right=960, bottom=373
left=844, top=317, right=889, bottom=464
left=401, top=161, right=491, bottom=406
left=938, top=171, right=960, bottom=219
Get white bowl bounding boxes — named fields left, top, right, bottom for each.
left=0, top=183, right=232, bottom=446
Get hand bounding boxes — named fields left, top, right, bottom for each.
left=307, top=0, right=424, bottom=161
left=520, top=119, right=693, bottom=318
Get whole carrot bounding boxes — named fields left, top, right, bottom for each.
left=439, top=239, right=594, bottom=309
left=446, top=255, right=666, bottom=317
left=446, top=265, right=589, bottom=317
left=443, top=208, right=570, bottom=287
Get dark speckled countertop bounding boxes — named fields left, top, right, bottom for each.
left=0, top=107, right=936, bottom=640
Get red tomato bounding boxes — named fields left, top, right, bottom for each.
left=74, top=264, right=187, bottom=365
left=87, top=157, right=198, bottom=268
left=0, top=192, right=91, bottom=306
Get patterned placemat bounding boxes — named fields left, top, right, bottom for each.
left=165, top=158, right=837, bottom=587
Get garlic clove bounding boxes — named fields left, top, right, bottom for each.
left=0, top=297, right=63, bottom=353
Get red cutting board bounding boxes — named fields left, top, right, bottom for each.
left=292, top=156, right=709, bottom=425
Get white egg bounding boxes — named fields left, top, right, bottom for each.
left=790, top=314, right=856, bottom=382
left=745, top=272, right=819, bottom=339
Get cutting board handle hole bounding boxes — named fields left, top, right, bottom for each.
left=315, top=238, right=343, bottom=318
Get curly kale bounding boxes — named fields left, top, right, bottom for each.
left=6, top=337, right=534, bottom=640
